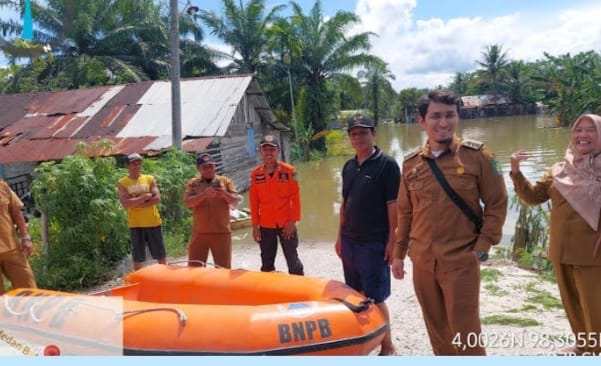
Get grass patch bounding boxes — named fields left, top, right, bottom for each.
left=507, top=304, right=540, bottom=313
left=484, top=283, right=509, bottom=296
left=524, top=282, right=562, bottom=310
left=481, top=268, right=503, bottom=282
left=482, top=315, right=541, bottom=327
left=526, top=292, right=563, bottom=310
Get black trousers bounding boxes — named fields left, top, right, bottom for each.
left=259, top=227, right=304, bottom=275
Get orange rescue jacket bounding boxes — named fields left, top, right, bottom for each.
left=249, top=162, right=301, bottom=229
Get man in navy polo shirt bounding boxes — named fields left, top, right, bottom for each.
left=335, top=114, right=401, bottom=355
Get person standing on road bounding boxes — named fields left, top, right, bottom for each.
left=117, top=153, right=166, bottom=270
left=392, top=90, right=508, bottom=355
left=249, top=135, right=304, bottom=275
left=336, top=114, right=401, bottom=356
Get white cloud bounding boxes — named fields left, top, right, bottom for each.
left=353, top=0, right=601, bottom=90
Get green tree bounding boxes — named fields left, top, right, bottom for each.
left=289, top=0, right=379, bottom=150
left=357, top=62, right=395, bottom=123
left=397, top=87, right=426, bottom=123
left=477, top=44, right=509, bottom=95
left=534, top=51, right=601, bottom=126
left=330, top=74, right=363, bottom=111
left=502, top=60, right=537, bottom=105
left=0, top=0, right=222, bottom=92
left=449, top=72, right=469, bottom=95
left=200, top=0, right=285, bottom=73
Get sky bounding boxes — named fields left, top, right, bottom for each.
left=2, top=0, right=601, bottom=90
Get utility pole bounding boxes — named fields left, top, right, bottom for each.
left=170, top=0, right=182, bottom=150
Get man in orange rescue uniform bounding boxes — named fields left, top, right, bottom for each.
left=249, top=135, right=304, bottom=275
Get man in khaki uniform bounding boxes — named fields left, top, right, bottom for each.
left=392, top=90, right=507, bottom=355
left=0, top=180, right=36, bottom=293
left=184, top=154, right=240, bottom=268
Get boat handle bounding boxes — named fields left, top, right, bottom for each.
left=332, top=298, right=374, bottom=313
left=122, top=308, right=188, bottom=327
left=3, top=296, right=29, bottom=316
left=166, top=260, right=222, bottom=269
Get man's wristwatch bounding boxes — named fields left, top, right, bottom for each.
left=475, top=251, right=489, bottom=262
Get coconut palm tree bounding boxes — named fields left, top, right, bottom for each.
left=200, top=0, right=286, bottom=74
left=477, top=44, right=509, bottom=95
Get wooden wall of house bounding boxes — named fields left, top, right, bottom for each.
left=217, top=95, right=282, bottom=192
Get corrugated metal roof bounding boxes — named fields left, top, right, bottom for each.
left=461, top=95, right=511, bottom=108
left=117, top=76, right=252, bottom=138
left=0, top=74, right=271, bottom=164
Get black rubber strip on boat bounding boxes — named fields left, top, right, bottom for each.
left=123, top=324, right=389, bottom=356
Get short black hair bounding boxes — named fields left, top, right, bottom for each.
left=417, top=90, right=460, bottom=118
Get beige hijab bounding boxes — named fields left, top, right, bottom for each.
left=551, top=114, right=601, bottom=254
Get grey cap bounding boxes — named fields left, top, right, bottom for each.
left=127, top=153, right=143, bottom=163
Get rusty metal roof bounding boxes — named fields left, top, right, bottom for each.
left=0, top=74, right=273, bottom=164
left=461, top=95, right=511, bottom=109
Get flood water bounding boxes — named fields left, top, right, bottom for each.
left=237, top=115, right=570, bottom=245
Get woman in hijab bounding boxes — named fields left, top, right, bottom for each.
left=511, top=114, right=601, bottom=356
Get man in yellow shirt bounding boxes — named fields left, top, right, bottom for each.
left=117, top=154, right=166, bottom=270
left=0, top=180, right=36, bottom=293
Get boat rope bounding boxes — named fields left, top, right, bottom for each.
left=122, top=308, right=188, bottom=327
left=166, top=259, right=222, bottom=269
left=332, top=298, right=374, bottom=313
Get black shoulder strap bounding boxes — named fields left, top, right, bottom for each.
left=425, top=158, right=482, bottom=233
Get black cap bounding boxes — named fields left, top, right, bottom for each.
left=347, top=114, right=375, bottom=131
left=260, top=134, right=279, bottom=148
left=196, top=153, right=216, bottom=166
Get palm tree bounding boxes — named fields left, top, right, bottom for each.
left=1, top=0, right=170, bottom=90
left=176, top=10, right=225, bottom=77
left=397, top=88, right=425, bottom=123
left=289, top=0, right=380, bottom=149
left=477, top=44, right=509, bottom=95
left=330, top=74, right=363, bottom=110
left=0, top=0, right=224, bottom=92
left=449, top=72, right=470, bottom=95
left=502, top=61, right=536, bottom=105
left=200, top=0, right=285, bottom=74
left=357, top=62, right=395, bottom=123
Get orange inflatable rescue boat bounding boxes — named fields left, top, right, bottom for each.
left=1, top=264, right=387, bottom=355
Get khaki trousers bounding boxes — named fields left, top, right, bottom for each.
left=554, top=263, right=601, bottom=355
left=413, top=256, right=484, bottom=355
left=188, top=233, right=232, bottom=268
left=0, top=249, right=37, bottom=292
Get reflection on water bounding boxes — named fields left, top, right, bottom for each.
left=238, top=115, right=570, bottom=244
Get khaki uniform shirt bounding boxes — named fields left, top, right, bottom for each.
left=511, top=171, right=601, bottom=266
left=394, top=138, right=508, bottom=272
left=185, top=175, right=237, bottom=234
left=0, top=181, right=23, bottom=254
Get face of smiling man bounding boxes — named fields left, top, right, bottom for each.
left=418, top=101, right=459, bottom=150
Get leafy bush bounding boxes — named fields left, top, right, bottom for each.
left=31, top=153, right=129, bottom=290
left=28, top=147, right=197, bottom=290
